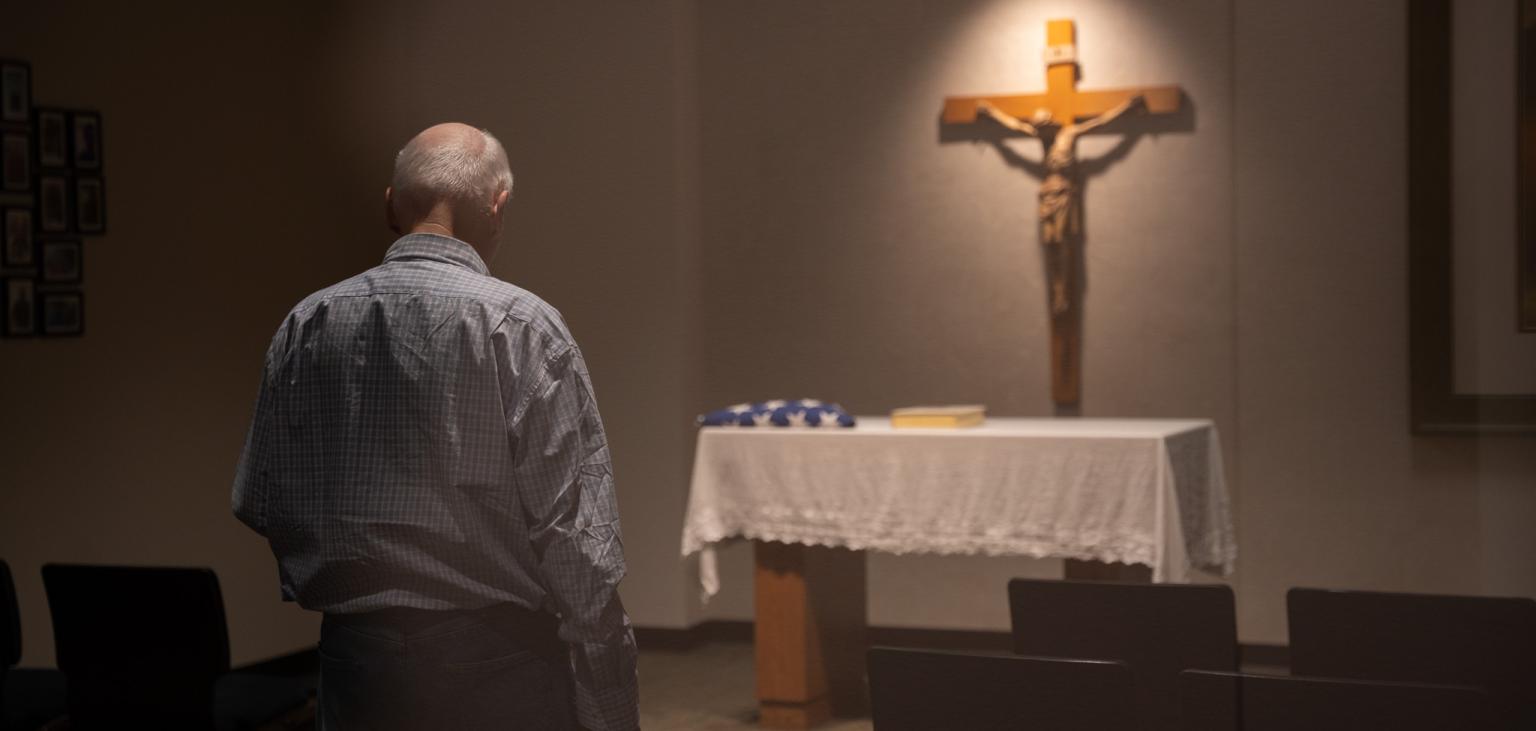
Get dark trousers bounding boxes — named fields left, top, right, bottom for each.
left=318, top=604, right=576, bottom=731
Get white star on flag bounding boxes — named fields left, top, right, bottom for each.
left=815, top=410, right=840, bottom=427
left=752, top=412, right=774, bottom=426
left=786, top=410, right=809, bottom=427
left=799, top=399, right=822, bottom=407
left=728, top=403, right=752, bottom=415
left=763, top=399, right=788, bottom=410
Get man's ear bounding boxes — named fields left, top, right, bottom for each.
left=385, top=187, right=401, bottom=235
left=489, top=189, right=512, bottom=235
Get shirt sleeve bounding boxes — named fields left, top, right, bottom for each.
left=508, top=336, right=638, bottom=731
left=232, top=346, right=279, bottom=537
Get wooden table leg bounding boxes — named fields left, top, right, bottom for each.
left=753, top=541, right=867, bottom=729
left=1063, top=559, right=1153, bottom=583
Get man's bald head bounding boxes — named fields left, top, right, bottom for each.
left=387, top=123, right=513, bottom=259
left=392, top=123, right=512, bottom=219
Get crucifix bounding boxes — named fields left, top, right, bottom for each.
left=944, top=19, right=1183, bottom=406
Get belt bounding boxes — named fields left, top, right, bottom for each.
left=325, top=602, right=555, bottom=638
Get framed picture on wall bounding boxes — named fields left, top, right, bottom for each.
left=1409, top=0, right=1536, bottom=433
left=40, top=291, right=82, bottom=336
left=70, top=111, right=101, bottom=170
left=3, top=208, right=32, bottom=268
left=75, top=177, right=104, bottom=234
left=40, top=239, right=80, bottom=283
left=4, top=277, right=36, bottom=336
left=2, top=132, right=29, bottom=192
left=1, top=60, right=29, bottom=124
left=1522, top=0, right=1536, bottom=331
left=38, top=175, right=69, bottom=233
left=35, top=108, right=68, bottom=168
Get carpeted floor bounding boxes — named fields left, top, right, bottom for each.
left=633, top=639, right=1287, bottom=731
left=10, top=641, right=869, bottom=731
left=638, top=641, right=871, bottom=731
left=14, top=639, right=1285, bottom=730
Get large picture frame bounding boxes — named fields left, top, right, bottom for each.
left=1522, top=0, right=1536, bottom=331
left=1408, top=0, right=1536, bottom=434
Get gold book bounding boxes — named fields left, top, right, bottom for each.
left=890, top=405, right=986, bottom=428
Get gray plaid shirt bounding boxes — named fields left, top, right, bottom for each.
left=233, top=233, right=637, bottom=730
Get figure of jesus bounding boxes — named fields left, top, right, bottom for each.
left=976, top=95, right=1144, bottom=316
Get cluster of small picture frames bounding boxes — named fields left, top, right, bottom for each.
left=1, top=59, right=100, bottom=338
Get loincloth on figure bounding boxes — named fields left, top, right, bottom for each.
left=1037, top=176, right=1080, bottom=242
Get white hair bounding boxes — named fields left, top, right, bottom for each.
left=391, top=126, right=513, bottom=216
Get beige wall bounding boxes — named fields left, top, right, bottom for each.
left=1, top=0, right=1531, bottom=670
left=1232, top=0, right=1536, bottom=642
left=1, top=4, right=355, bottom=668
left=693, top=0, right=1536, bottom=645
left=691, top=0, right=1240, bottom=629
left=0, top=1, right=702, bottom=666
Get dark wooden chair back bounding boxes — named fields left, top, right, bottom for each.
left=2, top=559, right=20, bottom=724
left=1, top=560, right=19, bottom=670
left=42, top=563, right=230, bottom=729
left=3, top=559, right=70, bottom=731
left=1008, top=578, right=1237, bottom=731
left=867, top=646, right=1133, bottom=731
left=1288, top=587, right=1536, bottom=731
left=1180, top=669, right=1494, bottom=731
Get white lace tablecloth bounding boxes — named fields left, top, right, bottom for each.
left=680, top=417, right=1236, bottom=597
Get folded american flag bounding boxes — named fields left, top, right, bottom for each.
left=698, top=399, right=856, bottom=428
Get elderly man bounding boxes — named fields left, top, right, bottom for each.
left=233, top=123, right=638, bottom=731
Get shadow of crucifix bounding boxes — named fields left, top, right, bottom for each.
left=939, top=19, right=1195, bottom=409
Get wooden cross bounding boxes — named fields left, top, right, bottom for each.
left=943, top=19, right=1181, bottom=124
left=943, top=19, right=1182, bottom=406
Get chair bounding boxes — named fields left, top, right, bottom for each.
left=1180, top=669, right=1494, bottom=731
left=1008, top=578, right=1238, bottom=731
left=1288, top=588, right=1536, bottom=731
left=1, top=561, right=14, bottom=682
left=42, top=564, right=312, bottom=730
left=866, top=646, right=1133, bottom=731
left=1, top=559, right=66, bottom=731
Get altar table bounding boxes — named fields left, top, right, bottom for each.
left=679, top=417, right=1236, bottom=728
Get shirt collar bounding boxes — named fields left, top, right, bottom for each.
left=382, top=233, right=489, bottom=276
